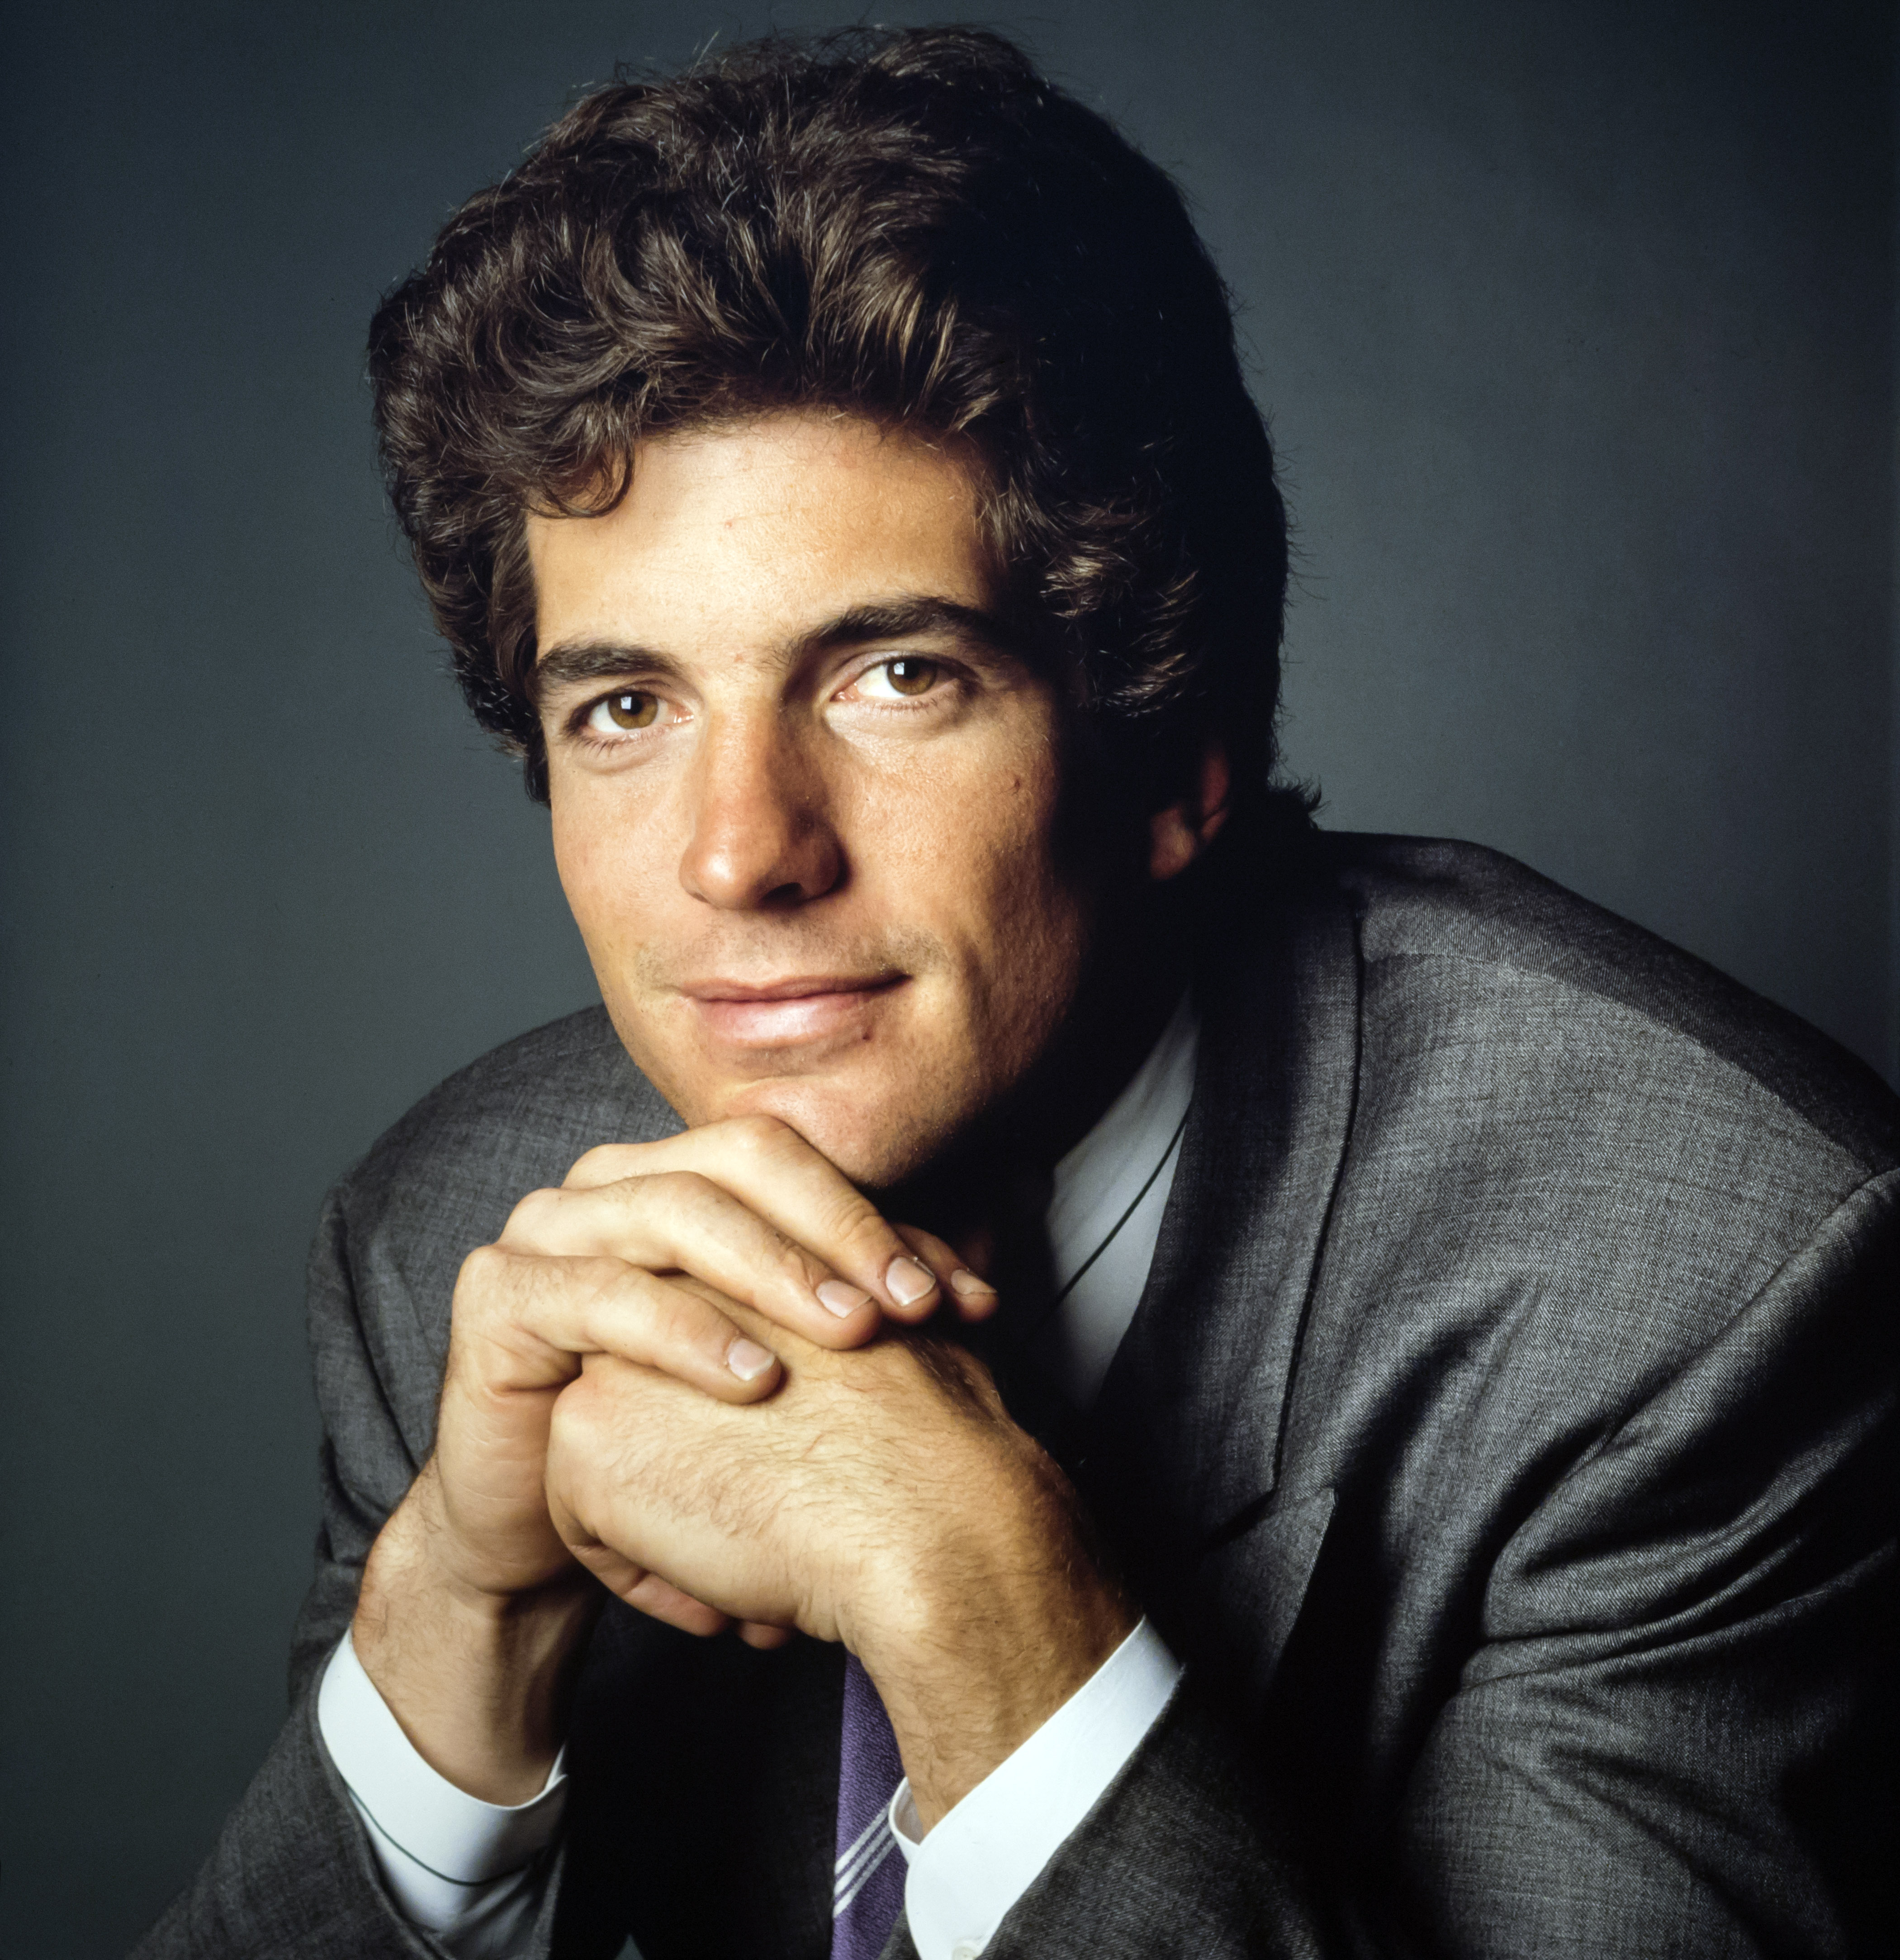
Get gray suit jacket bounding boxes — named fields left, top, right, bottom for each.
left=137, top=837, right=1898, bottom=1958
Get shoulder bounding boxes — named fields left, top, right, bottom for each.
left=1267, top=836, right=1900, bottom=1509
left=1324, top=832, right=1899, bottom=1184
left=1294, top=835, right=1898, bottom=1399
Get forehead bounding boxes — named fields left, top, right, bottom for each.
left=524, top=413, right=993, bottom=653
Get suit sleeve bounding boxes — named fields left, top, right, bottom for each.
left=960, top=1171, right=1897, bottom=1960
left=128, top=1189, right=574, bottom=1960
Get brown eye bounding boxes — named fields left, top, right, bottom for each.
left=595, top=691, right=658, bottom=731
left=882, top=658, right=937, bottom=697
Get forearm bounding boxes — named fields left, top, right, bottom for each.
left=354, top=1463, right=602, bottom=1804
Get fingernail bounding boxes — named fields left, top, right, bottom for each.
left=816, top=1279, right=873, bottom=1318
left=949, top=1269, right=997, bottom=1300
left=726, top=1338, right=775, bottom=1381
left=885, top=1255, right=937, bottom=1306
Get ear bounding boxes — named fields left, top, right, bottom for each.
left=1147, top=741, right=1231, bottom=882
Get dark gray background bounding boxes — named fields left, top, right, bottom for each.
left=2, top=2, right=1892, bottom=1952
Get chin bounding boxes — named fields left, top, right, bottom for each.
left=609, top=994, right=1013, bottom=1189
left=716, top=1075, right=972, bottom=1189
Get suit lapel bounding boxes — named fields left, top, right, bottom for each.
left=1078, top=873, right=1361, bottom=1661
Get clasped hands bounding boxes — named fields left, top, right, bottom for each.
left=355, top=1115, right=1133, bottom=1827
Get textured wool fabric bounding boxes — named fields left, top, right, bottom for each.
left=133, top=838, right=1900, bottom=1960
left=830, top=1657, right=907, bottom=1960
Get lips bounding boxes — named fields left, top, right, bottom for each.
left=681, top=973, right=906, bottom=1047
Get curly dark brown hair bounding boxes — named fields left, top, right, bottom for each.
left=368, top=26, right=1308, bottom=830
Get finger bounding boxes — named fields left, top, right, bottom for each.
left=460, top=1245, right=782, bottom=1401
left=568, top=1545, right=733, bottom=1638
left=499, top=1170, right=884, bottom=1349
left=737, top=1621, right=796, bottom=1650
left=894, top=1223, right=996, bottom=1322
left=622, top=1572, right=732, bottom=1638
left=560, top=1120, right=942, bottom=1323
left=547, top=1475, right=734, bottom=1637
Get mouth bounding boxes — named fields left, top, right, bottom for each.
left=680, top=972, right=908, bottom=1047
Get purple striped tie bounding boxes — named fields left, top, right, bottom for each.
left=829, top=1652, right=907, bottom=1960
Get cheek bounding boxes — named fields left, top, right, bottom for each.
left=549, top=798, right=611, bottom=938
left=860, top=739, right=1047, bottom=897
left=550, top=779, right=665, bottom=947
left=887, top=745, right=1089, bottom=1013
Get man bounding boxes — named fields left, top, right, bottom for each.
left=139, top=27, right=1895, bottom=1960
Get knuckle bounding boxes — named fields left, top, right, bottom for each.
left=545, top=1386, right=597, bottom=1465
left=655, top=1167, right=716, bottom=1202
left=558, top=1362, right=626, bottom=1438
left=546, top=1371, right=585, bottom=1430
left=567, top=1143, right=640, bottom=1186
left=770, top=1231, right=824, bottom=1290
left=569, top=1253, right=630, bottom=1307
left=458, top=1240, right=506, bottom=1285
left=655, top=1287, right=724, bottom=1357
left=452, top=1242, right=513, bottom=1317
left=725, top=1113, right=796, bottom=1161
left=830, top=1189, right=897, bottom=1258
left=635, top=1168, right=711, bottom=1213
left=504, top=1186, right=563, bottom=1236
left=638, top=1170, right=723, bottom=1233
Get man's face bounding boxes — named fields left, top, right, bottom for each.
left=529, top=412, right=1095, bottom=1188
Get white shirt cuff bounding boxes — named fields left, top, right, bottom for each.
left=889, top=1617, right=1183, bottom=1960
left=317, top=1630, right=566, bottom=1953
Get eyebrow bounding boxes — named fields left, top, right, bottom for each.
left=531, top=595, right=1018, bottom=705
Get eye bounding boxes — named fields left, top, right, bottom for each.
left=587, top=691, right=660, bottom=733
left=856, top=657, right=941, bottom=701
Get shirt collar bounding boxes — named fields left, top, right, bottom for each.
left=1046, top=991, right=1200, bottom=1287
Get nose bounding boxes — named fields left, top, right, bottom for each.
left=678, top=711, right=844, bottom=909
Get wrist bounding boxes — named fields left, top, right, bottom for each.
left=852, top=1466, right=1136, bottom=1829
left=354, top=1472, right=602, bottom=1803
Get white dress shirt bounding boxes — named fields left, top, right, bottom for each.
left=320, top=997, right=1198, bottom=1959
